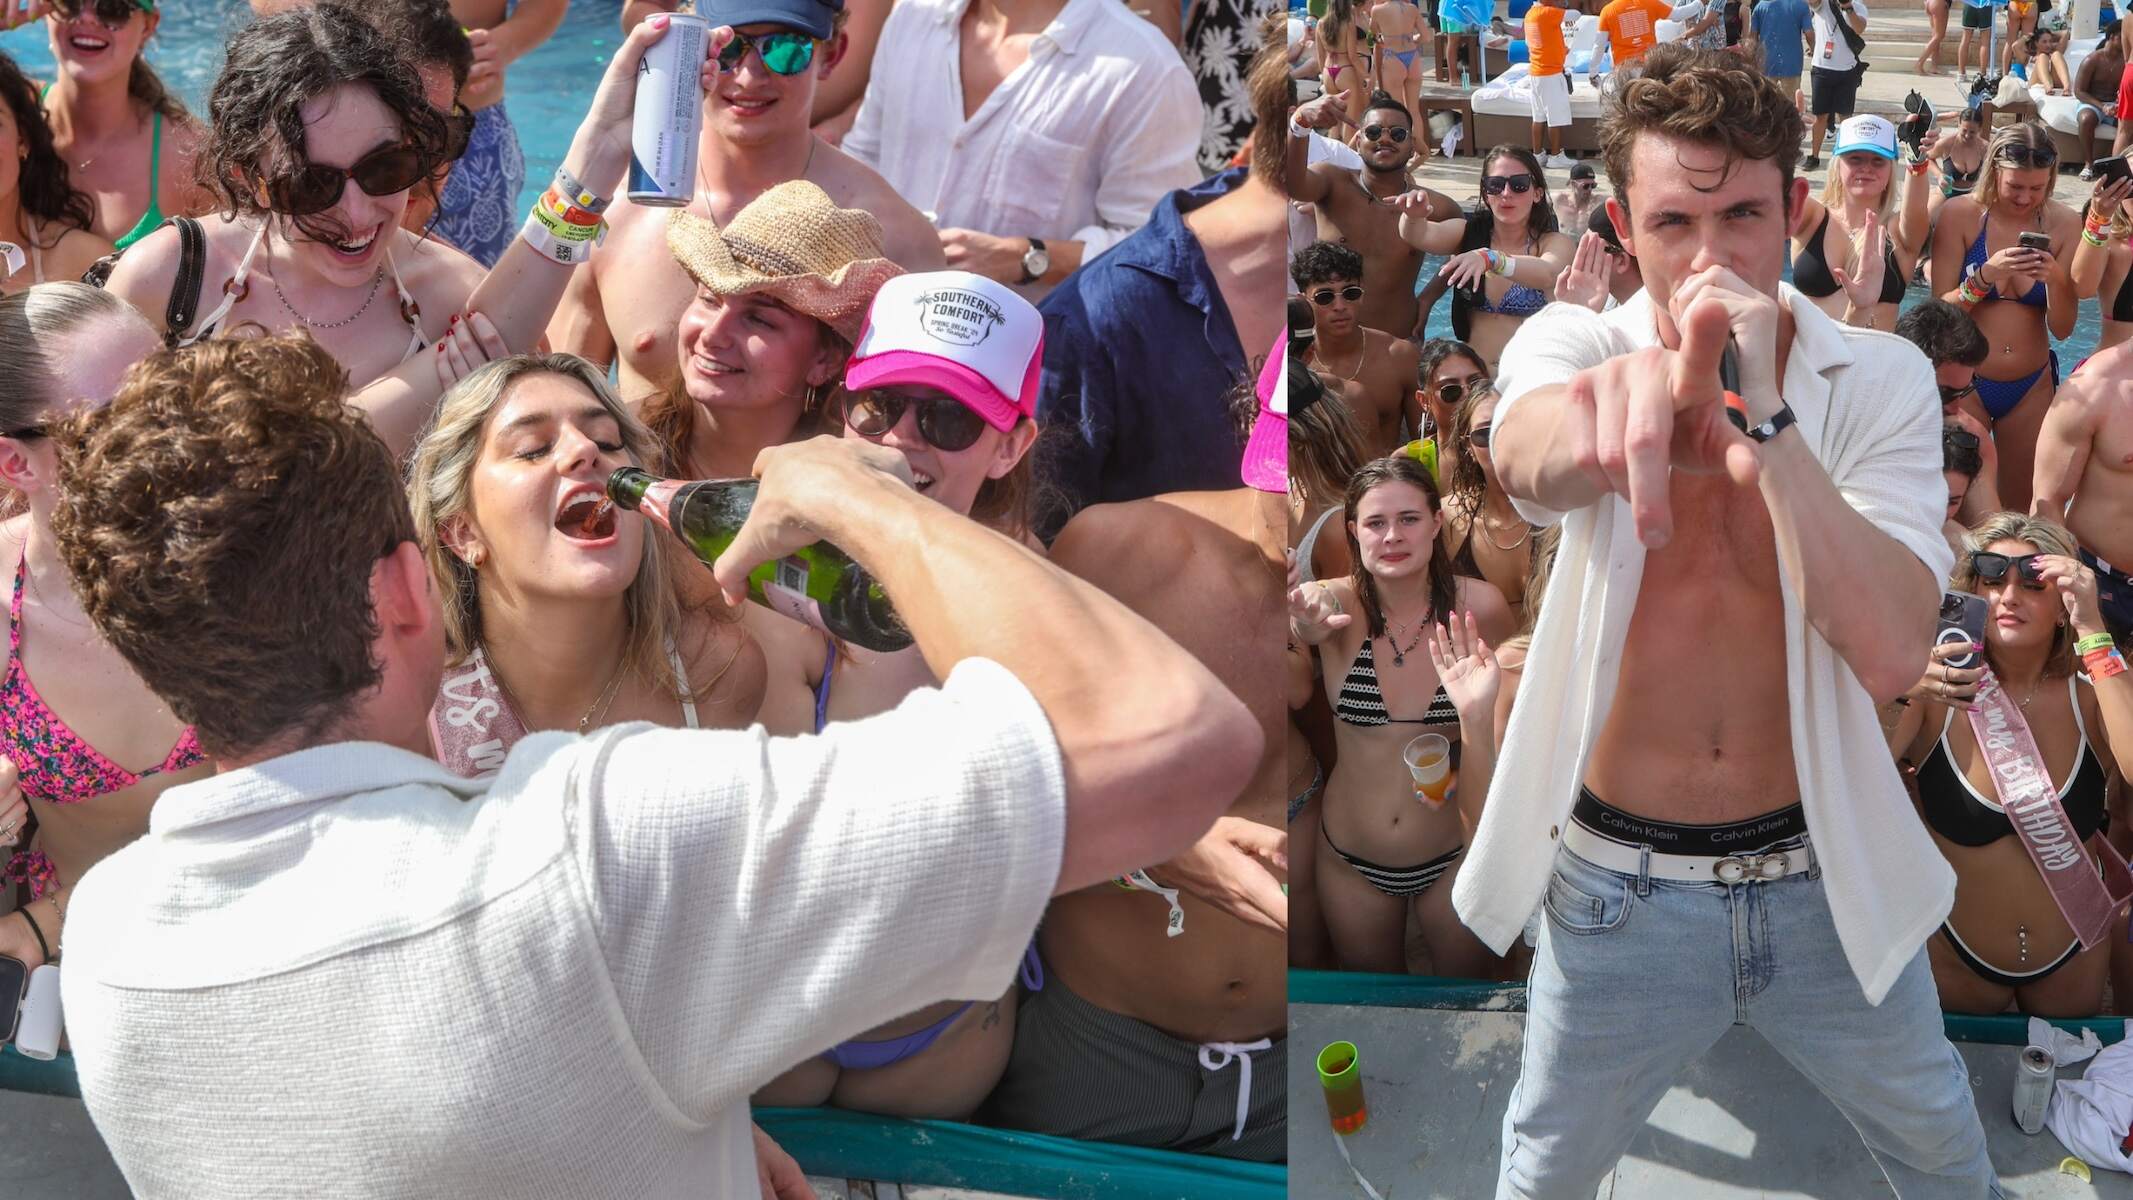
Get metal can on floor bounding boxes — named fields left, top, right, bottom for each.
left=627, top=13, right=709, bottom=207
left=2013, top=1045, right=2055, bottom=1135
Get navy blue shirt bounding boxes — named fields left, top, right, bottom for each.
left=1034, top=168, right=1251, bottom=540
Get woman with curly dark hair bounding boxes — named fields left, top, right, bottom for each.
left=28, top=0, right=205, bottom=251
left=0, top=51, right=110, bottom=292
left=1438, top=379, right=1541, bottom=625
left=1394, top=145, right=1575, bottom=376
left=103, top=5, right=720, bottom=462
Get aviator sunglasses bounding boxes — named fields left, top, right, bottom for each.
left=1481, top=173, right=1537, bottom=197
left=52, top=0, right=146, bottom=29
left=1310, top=284, right=1365, bottom=306
left=716, top=30, right=818, bottom=76
left=845, top=388, right=991, bottom=453
left=268, top=143, right=435, bottom=217
left=1971, top=551, right=2048, bottom=590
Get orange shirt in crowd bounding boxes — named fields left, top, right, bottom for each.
left=1526, top=1, right=1569, bottom=74
left=1599, top=0, right=1672, bottom=64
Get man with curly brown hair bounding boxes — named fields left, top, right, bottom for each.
left=47, top=332, right=1259, bottom=1199
left=1453, top=46, right=2000, bottom=1197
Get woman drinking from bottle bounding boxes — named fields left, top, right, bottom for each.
left=1287, top=455, right=1513, bottom=976
left=0, top=282, right=209, bottom=977
left=407, top=352, right=765, bottom=778
left=1884, top=513, right=2133, bottom=1017
left=647, top=182, right=903, bottom=482
left=750, top=270, right=1043, bottom=1119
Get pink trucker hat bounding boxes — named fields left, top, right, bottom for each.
left=845, top=271, right=1044, bottom=432
left=1241, top=331, right=1288, bottom=493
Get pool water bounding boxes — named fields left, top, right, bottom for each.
left=1, top=0, right=623, bottom=219
left=1419, top=256, right=2108, bottom=367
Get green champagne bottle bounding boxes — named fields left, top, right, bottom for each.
left=606, top=467, right=913, bottom=653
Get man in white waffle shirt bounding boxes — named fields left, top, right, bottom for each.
left=1452, top=46, right=2002, bottom=1199
left=46, top=328, right=1258, bottom=1199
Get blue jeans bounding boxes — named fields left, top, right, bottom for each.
left=1498, top=841, right=2004, bottom=1199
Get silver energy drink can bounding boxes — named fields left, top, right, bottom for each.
left=2012, top=1045, right=2054, bottom=1135
left=628, top=13, right=709, bottom=207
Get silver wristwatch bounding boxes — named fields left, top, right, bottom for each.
left=1019, top=238, right=1050, bottom=285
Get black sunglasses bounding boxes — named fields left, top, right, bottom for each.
left=1433, top=374, right=1491, bottom=407
left=1972, top=551, right=2047, bottom=589
left=844, top=388, right=990, bottom=453
left=1944, top=427, right=1981, bottom=452
left=1467, top=423, right=1493, bottom=450
left=1996, top=144, right=2058, bottom=168
left=1481, top=174, right=1537, bottom=196
left=268, top=143, right=434, bottom=217
left=0, top=425, right=46, bottom=441
left=53, top=0, right=140, bottom=29
left=1310, top=284, right=1365, bottom=306
left=716, top=29, right=818, bottom=76
left=1361, top=124, right=1411, bottom=144
left=1939, top=382, right=1978, bottom=407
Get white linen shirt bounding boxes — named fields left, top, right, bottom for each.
left=1810, top=0, right=1868, bottom=71
left=1452, top=287, right=1956, bottom=1005
left=62, top=658, right=1065, bottom=1199
left=842, top=0, right=1204, bottom=285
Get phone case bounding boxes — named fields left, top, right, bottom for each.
left=1938, top=591, right=1988, bottom=671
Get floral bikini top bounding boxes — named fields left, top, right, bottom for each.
left=0, top=550, right=203, bottom=803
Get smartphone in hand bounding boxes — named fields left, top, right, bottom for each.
left=1938, top=591, right=1988, bottom=671
left=2018, top=230, right=2052, bottom=253
left=2093, top=155, right=2133, bottom=186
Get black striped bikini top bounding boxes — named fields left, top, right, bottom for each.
left=1335, top=637, right=1460, bottom=726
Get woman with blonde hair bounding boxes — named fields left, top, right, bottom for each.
left=407, top=352, right=764, bottom=778
left=1788, top=114, right=1933, bottom=331
left=0, top=281, right=207, bottom=973
left=1930, top=120, right=2081, bottom=511
left=647, top=180, right=903, bottom=481
left=1885, top=511, right=2133, bottom=1016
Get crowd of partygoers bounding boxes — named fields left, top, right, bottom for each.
left=0, top=0, right=1295, bottom=1194
left=1287, top=29, right=2133, bottom=1194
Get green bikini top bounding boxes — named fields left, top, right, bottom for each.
left=39, top=82, right=163, bottom=251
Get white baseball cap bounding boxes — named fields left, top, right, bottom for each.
left=845, top=271, right=1044, bottom=432
left=1834, top=115, right=1899, bottom=160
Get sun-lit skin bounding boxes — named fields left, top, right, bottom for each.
left=676, top=287, right=844, bottom=416
left=266, top=84, right=421, bottom=287
left=46, top=4, right=152, bottom=90
left=1351, top=480, right=1439, bottom=582
left=1977, top=537, right=2062, bottom=651
left=1308, top=273, right=1362, bottom=341
left=840, top=387, right=1036, bottom=518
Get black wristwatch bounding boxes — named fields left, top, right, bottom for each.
left=1725, top=400, right=1798, bottom=443
left=1018, top=238, right=1049, bottom=285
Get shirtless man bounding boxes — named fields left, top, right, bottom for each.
left=1288, top=89, right=1459, bottom=341
left=1453, top=47, right=1997, bottom=1195
left=1555, top=161, right=1604, bottom=233
left=1294, top=239, right=1419, bottom=455
left=985, top=360, right=1288, bottom=1162
left=2033, top=338, right=2133, bottom=647
left=550, top=0, right=943, bottom=406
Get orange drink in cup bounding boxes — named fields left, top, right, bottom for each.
left=1318, top=1040, right=1368, bottom=1134
left=1403, top=733, right=1451, bottom=809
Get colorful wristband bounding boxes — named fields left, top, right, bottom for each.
left=2084, top=647, right=2128, bottom=680
left=531, top=201, right=602, bottom=243
left=1959, top=275, right=1992, bottom=305
left=540, top=188, right=603, bottom=229
left=552, top=165, right=610, bottom=215
left=518, top=215, right=598, bottom=266
left=2084, top=226, right=2110, bottom=247
left=2076, top=631, right=2117, bottom=655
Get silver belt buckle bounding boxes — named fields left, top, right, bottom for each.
left=1713, top=851, right=1789, bottom=884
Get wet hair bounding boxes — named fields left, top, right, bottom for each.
left=370, top=0, right=474, bottom=92
left=198, top=3, right=450, bottom=246
left=1443, top=380, right=1496, bottom=516
left=49, top=331, right=415, bottom=756
left=0, top=282, right=154, bottom=427
left=406, top=354, right=742, bottom=706
left=1342, top=455, right=1459, bottom=638
left=1599, top=45, right=1803, bottom=220
left=1951, top=512, right=2081, bottom=679
left=1943, top=422, right=1983, bottom=479
left=1974, top=121, right=2057, bottom=213
left=1250, top=10, right=1289, bottom=190
left=0, top=52, right=97, bottom=243
left=1289, top=359, right=1369, bottom=513
left=1292, top=240, right=1364, bottom=289
left=1363, top=90, right=1411, bottom=126
left=1895, top=300, right=1990, bottom=368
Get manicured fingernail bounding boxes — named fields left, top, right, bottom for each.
left=651, top=13, right=669, bottom=28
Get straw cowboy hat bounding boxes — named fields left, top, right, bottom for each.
left=666, top=181, right=903, bottom=344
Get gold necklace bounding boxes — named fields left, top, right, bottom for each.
left=1479, top=510, right=1532, bottom=551
left=492, top=653, right=629, bottom=733
left=1318, top=338, right=1367, bottom=385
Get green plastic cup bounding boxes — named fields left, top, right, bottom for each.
left=1318, top=1040, right=1368, bottom=1134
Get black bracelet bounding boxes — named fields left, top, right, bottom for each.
left=16, top=907, right=48, bottom=965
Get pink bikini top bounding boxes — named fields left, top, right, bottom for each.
left=0, top=550, right=203, bottom=803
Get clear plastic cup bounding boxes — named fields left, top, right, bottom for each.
left=1404, top=733, right=1451, bottom=809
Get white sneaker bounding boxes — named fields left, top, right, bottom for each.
left=1543, top=153, right=1575, bottom=169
